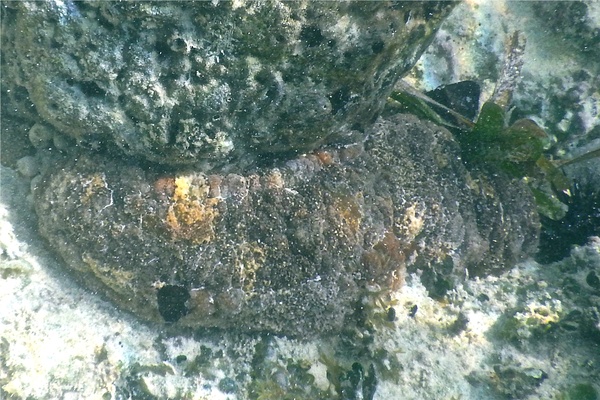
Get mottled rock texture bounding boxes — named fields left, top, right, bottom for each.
left=5, top=1, right=455, bottom=167
left=34, top=114, right=539, bottom=337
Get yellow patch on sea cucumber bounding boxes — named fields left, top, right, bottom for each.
left=165, top=175, right=220, bottom=244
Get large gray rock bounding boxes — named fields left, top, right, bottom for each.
left=33, top=114, right=539, bottom=337
left=5, top=1, right=456, bottom=167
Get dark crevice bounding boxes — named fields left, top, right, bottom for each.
left=537, top=181, right=600, bottom=263
left=157, top=285, right=190, bottom=323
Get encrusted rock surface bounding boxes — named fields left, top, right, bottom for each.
left=33, top=114, right=539, bottom=337
left=4, top=1, right=455, bottom=167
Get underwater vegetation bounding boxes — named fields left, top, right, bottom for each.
left=389, top=80, right=572, bottom=221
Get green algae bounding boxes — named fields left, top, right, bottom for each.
left=387, top=86, right=573, bottom=221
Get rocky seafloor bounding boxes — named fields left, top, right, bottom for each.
left=1, top=1, right=600, bottom=399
